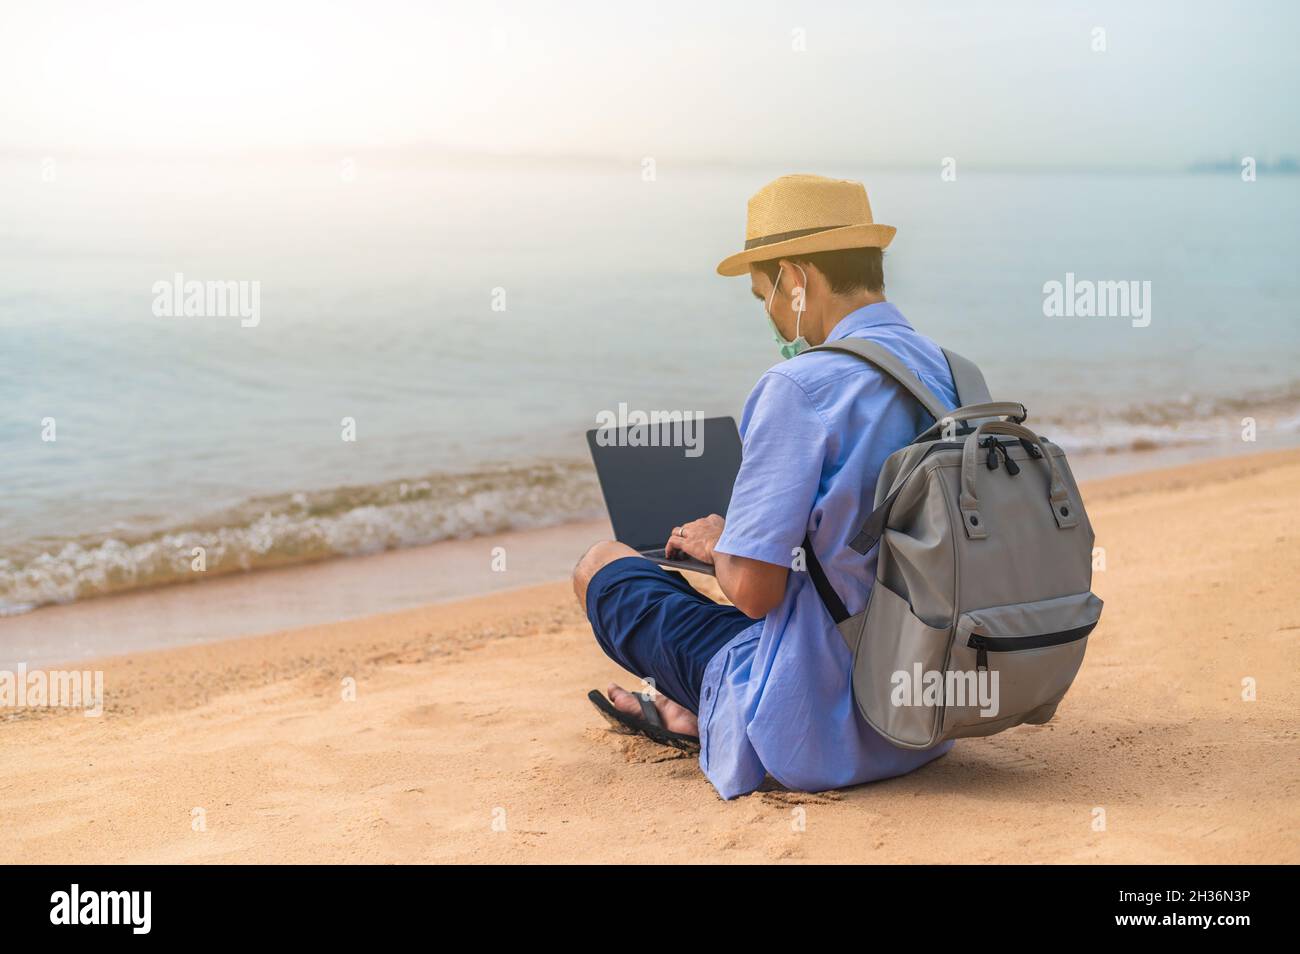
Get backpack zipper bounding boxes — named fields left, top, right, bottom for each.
left=968, top=622, right=1097, bottom=670
left=928, top=436, right=1050, bottom=454
left=980, top=437, right=1021, bottom=475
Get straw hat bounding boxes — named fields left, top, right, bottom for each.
left=715, top=174, right=895, bottom=277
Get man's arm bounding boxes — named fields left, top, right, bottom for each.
left=665, top=515, right=790, bottom=619
left=715, top=552, right=787, bottom=619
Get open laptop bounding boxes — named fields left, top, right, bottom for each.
left=585, top=416, right=742, bottom=575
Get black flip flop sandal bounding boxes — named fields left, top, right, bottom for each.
left=587, top=689, right=700, bottom=754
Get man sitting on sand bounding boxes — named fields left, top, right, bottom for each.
left=574, top=175, right=957, bottom=799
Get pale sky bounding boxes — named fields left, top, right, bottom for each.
left=1, top=0, right=1296, bottom=168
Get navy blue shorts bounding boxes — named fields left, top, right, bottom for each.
left=585, top=556, right=754, bottom=713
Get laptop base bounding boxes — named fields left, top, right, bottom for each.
left=637, top=547, right=716, bottom=576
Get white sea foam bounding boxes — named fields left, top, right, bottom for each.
left=0, top=462, right=602, bottom=616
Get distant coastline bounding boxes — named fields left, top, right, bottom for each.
left=7, top=143, right=1300, bottom=177
left=1187, top=156, right=1300, bottom=175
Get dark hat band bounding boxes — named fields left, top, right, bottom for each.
left=742, top=224, right=852, bottom=251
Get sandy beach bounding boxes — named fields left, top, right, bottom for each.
left=1, top=449, right=1297, bottom=864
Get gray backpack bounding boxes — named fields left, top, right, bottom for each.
left=797, top=339, right=1102, bottom=750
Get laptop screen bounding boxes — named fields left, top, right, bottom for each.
left=586, top=416, right=742, bottom=551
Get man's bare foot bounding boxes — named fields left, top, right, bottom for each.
left=606, top=683, right=699, bottom=736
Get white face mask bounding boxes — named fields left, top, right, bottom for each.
left=764, top=263, right=809, bottom=360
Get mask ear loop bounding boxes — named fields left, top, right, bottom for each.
left=792, top=264, right=808, bottom=340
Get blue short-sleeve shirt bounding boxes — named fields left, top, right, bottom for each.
left=700, top=302, right=959, bottom=799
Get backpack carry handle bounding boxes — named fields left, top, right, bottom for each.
left=914, top=401, right=1027, bottom=442
left=958, top=421, right=1079, bottom=539
left=945, top=401, right=1027, bottom=423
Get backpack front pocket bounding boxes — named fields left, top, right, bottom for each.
left=940, top=591, right=1102, bottom=739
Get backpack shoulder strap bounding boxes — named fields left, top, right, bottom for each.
left=804, top=338, right=949, bottom=420
left=941, top=347, right=993, bottom=405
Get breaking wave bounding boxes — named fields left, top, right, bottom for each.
left=0, top=460, right=602, bottom=616
left=3, top=383, right=1297, bottom=617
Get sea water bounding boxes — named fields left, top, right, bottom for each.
left=2, top=156, right=1297, bottom=613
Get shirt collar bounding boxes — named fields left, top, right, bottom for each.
left=825, top=302, right=912, bottom=343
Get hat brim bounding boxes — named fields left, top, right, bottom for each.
left=715, top=223, right=896, bottom=277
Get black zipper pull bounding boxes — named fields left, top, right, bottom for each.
left=982, top=438, right=1000, bottom=471
left=1019, top=438, right=1042, bottom=459
left=970, top=635, right=989, bottom=671
left=1002, top=447, right=1020, bottom=476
